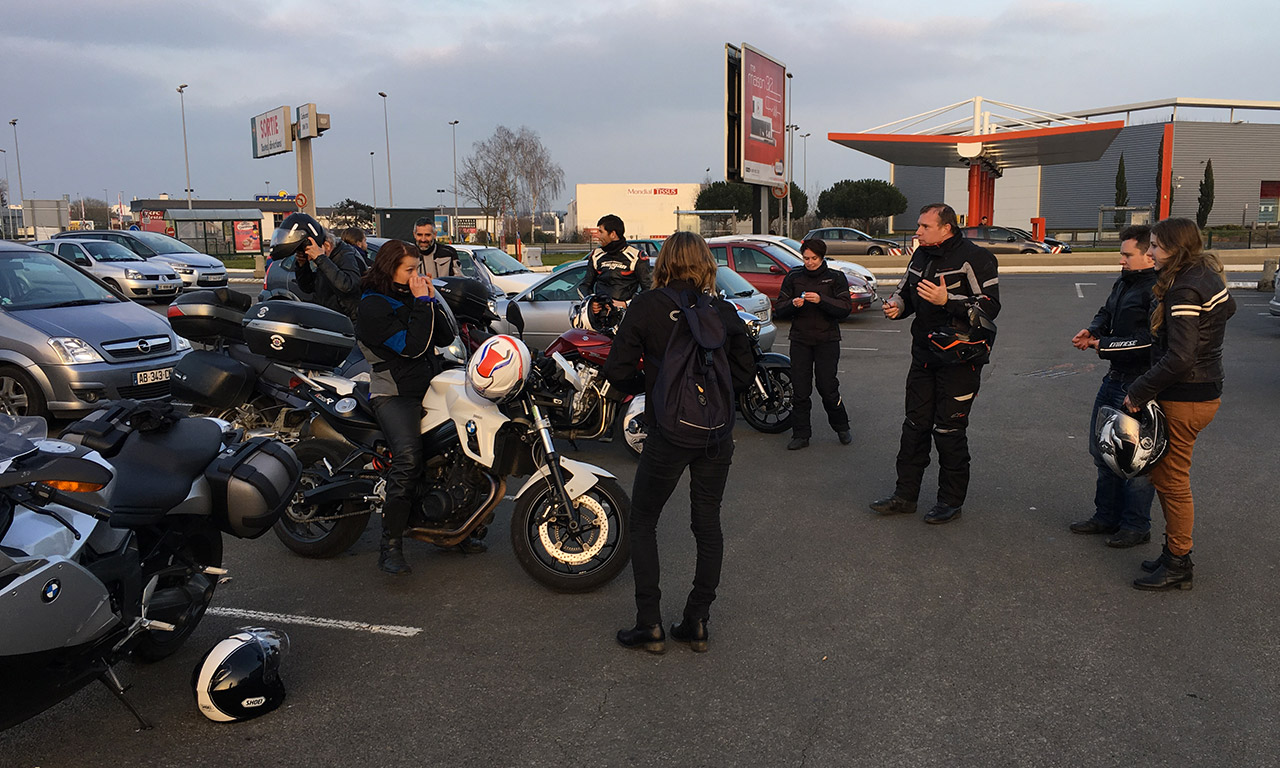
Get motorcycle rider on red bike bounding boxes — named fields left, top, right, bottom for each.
left=578, top=214, right=651, bottom=329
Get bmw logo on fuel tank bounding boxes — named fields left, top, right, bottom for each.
left=41, top=579, right=61, bottom=603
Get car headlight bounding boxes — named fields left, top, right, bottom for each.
left=176, top=336, right=192, bottom=351
left=174, top=266, right=196, bottom=275
left=48, top=337, right=105, bottom=364
left=124, top=269, right=144, bottom=280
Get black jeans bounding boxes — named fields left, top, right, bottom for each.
left=894, top=361, right=983, bottom=508
left=370, top=395, right=424, bottom=538
left=629, top=427, right=734, bottom=627
left=789, top=338, right=849, bottom=438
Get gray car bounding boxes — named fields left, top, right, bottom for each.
left=52, top=230, right=228, bottom=289
left=1271, top=269, right=1280, bottom=317
left=495, top=261, right=776, bottom=353
left=0, top=242, right=191, bottom=420
left=31, top=239, right=183, bottom=303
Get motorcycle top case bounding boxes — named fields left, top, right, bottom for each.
left=204, top=437, right=302, bottom=539
left=171, top=350, right=255, bottom=409
left=167, top=289, right=252, bottom=342
left=241, top=300, right=356, bottom=369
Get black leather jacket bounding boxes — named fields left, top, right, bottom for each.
left=1088, top=267, right=1157, bottom=377
left=773, top=262, right=852, bottom=344
left=580, top=240, right=651, bottom=302
left=356, top=287, right=455, bottom=398
left=889, top=233, right=1000, bottom=364
left=295, top=240, right=364, bottom=317
left=1127, top=263, right=1236, bottom=405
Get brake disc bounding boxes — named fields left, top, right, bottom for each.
left=537, top=494, right=608, bottom=565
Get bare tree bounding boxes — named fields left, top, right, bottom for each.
left=511, top=127, right=564, bottom=243
left=457, top=125, right=563, bottom=245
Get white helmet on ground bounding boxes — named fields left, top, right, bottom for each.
left=191, top=627, right=289, bottom=722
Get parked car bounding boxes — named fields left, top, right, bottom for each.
left=454, top=244, right=542, bottom=297
left=0, top=241, right=191, bottom=420
left=493, top=260, right=777, bottom=353
left=960, top=226, right=1054, bottom=254
left=705, top=235, right=876, bottom=312
left=31, top=239, right=183, bottom=303
left=722, top=233, right=878, bottom=293
left=628, top=239, right=663, bottom=259
left=1003, top=226, right=1072, bottom=253
left=51, top=230, right=228, bottom=289
left=803, top=227, right=903, bottom=257
left=1270, top=270, right=1280, bottom=317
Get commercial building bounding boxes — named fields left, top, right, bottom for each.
left=845, top=98, right=1280, bottom=232
left=565, top=183, right=700, bottom=240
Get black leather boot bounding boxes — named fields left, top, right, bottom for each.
left=616, top=623, right=665, bottom=654
left=670, top=616, right=709, bottom=653
left=1141, top=536, right=1171, bottom=572
left=377, top=534, right=412, bottom=576
left=1133, top=548, right=1192, bottom=591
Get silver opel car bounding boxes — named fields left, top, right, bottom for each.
left=32, top=239, right=183, bottom=303
left=0, top=242, right=191, bottom=420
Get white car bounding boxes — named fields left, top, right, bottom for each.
left=454, top=245, right=543, bottom=297
left=714, top=234, right=878, bottom=293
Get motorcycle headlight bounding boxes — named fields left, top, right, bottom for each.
left=48, top=337, right=105, bottom=364
left=441, top=338, right=467, bottom=364
left=124, top=269, right=144, bottom=280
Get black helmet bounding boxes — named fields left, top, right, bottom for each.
left=571, top=293, right=623, bottom=332
left=270, top=213, right=325, bottom=261
left=435, top=276, right=498, bottom=324
left=1094, top=403, right=1169, bottom=479
left=925, top=301, right=996, bottom=364
left=192, top=627, right=289, bottom=722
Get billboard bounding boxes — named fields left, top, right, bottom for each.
left=251, top=106, right=293, bottom=158
left=740, top=44, right=786, bottom=186
left=234, top=220, right=262, bottom=254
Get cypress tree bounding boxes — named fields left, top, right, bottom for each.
left=1114, top=154, right=1128, bottom=227
left=1196, top=159, right=1215, bottom=228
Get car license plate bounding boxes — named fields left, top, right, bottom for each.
left=754, top=309, right=768, bottom=321
left=135, top=368, right=172, bottom=385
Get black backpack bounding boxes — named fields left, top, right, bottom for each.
left=652, top=287, right=735, bottom=449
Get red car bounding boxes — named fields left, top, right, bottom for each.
left=706, top=236, right=875, bottom=312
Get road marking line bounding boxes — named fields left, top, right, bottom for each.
left=1075, top=282, right=1096, bottom=298
left=208, top=607, right=423, bottom=637
left=844, top=328, right=901, bottom=333
left=840, top=347, right=879, bottom=351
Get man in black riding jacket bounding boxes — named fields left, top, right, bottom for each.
left=275, top=212, right=364, bottom=317
left=773, top=238, right=853, bottom=450
left=870, top=203, right=1000, bottom=525
left=1068, top=224, right=1158, bottom=548
left=580, top=214, right=651, bottom=308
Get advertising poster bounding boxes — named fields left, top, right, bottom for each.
left=234, top=220, right=262, bottom=253
left=740, top=45, right=787, bottom=186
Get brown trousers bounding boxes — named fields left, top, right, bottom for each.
left=1149, top=399, right=1220, bottom=555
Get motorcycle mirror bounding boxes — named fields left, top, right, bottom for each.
left=505, top=301, right=526, bottom=337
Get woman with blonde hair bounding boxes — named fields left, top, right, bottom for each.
left=1123, top=217, right=1235, bottom=590
left=603, top=231, right=755, bottom=652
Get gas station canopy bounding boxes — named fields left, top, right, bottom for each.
left=828, top=120, right=1124, bottom=170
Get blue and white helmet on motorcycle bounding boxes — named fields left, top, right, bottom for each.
left=467, top=334, right=531, bottom=403
left=192, top=627, right=289, bottom=722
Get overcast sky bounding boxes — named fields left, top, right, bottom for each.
left=3, top=0, right=1278, bottom=211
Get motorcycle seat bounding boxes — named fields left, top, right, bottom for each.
left=108, top=418, right=224, bottom=528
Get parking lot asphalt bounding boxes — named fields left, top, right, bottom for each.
left=6, top=274, right=1279, bottom=767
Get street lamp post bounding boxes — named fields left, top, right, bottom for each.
left=369, top=152, right=377, bottom=209
left=103, top=188, right=110, bottom=229
left=786, top=72, right=794, bottom=237
left=0, top=148, right=9, bottom=239
left=800, top=132, right=811, bottom=198
left=176, top=85, right=192, bottom=209
left=379, top=92, right=393, bottom=207
left=448, top=120, right=460, bottom=240
left=437, top=188, right=446, bottom=209
left=9, top=119, right=24, bottom=212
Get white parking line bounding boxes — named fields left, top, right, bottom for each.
left=1075, top=282, right=1096, bottom=298
left=841, top=347, right=879, bottom=351
left=843, top=328, right=901, bottom=333
left=207, top=607, right=423, bottom=637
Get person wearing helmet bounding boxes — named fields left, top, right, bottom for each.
left=1122, top=218, right=1236, bottom=591
left=772, top=238, right=853, bottom=451
left=871, top=203, right=1000, bottom=525
left=580, top=214, right=650, bottom=310
left=1068, top=224, right=1159, bottom=548
left=273, top=212, right=364, bottom=316
left=355, top=240, right=456, bottom=575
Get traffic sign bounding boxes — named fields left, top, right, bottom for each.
left=128, top=225, right=140, bottom=231
left=771, top=184, right=788, bottom=199
left=295, top=193, right=308, bottom=210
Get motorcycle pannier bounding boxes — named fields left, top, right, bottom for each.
left=171, top=350, right=255, bottom=409
left=167, top=289, right=251, bottom=342
left=204, top=437, right=302, bottom=539
left=241, top=300, right=356, bottom=369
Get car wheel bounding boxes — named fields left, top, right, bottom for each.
left=867, top=247, right=883, bottom=256
left=1020, top=249, right=1040, bottom=254
left=0, top=366, right=49, bottom=420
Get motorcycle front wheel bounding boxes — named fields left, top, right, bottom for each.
left=273, top=439, right=372, bottom=558
left=132, top=519, right=223, bottom=662
left=511, top=476, right=631, bottom=592
left=738, top=367, right=794, bottom=433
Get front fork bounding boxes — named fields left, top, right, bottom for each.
left=528, top=401, right=583, bottom=528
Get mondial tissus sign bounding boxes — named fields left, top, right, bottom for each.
left=251, top=106, right=293, bottom=159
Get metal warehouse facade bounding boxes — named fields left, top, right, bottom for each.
left=881, top=98, right=1280, bottom=231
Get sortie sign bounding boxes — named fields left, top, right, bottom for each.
left=251, top=106, right=293, bottom=159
